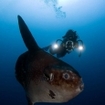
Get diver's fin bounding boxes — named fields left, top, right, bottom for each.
left=17, top=15, right=40, bottom=52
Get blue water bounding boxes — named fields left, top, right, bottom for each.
left=0, top=0, right=105, bottom=105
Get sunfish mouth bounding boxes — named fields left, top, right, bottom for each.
left=79, top=79, right=84, bottom=91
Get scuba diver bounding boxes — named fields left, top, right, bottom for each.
left=43, top=29, right=84, bottom=58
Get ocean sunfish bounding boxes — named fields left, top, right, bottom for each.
left=15, top=15, right=84, bottom=105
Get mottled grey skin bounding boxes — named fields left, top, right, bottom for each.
left=15, top=15, right=84, bottom=105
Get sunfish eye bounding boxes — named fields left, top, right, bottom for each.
left=63, top=73, right=70, bottom=80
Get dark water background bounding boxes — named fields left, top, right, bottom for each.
left=0, top=0, right=105, bottom=105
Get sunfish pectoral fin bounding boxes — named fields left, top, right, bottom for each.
left=17, top=15, right=40, bottom=52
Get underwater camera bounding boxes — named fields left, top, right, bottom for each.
left=49, top=39, right=84, bottom=57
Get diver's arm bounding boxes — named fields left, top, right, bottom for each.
left=42, top=45, right=51, bottom=51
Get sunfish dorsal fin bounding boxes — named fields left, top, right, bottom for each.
left=17, top=15, right=40, bottom=52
